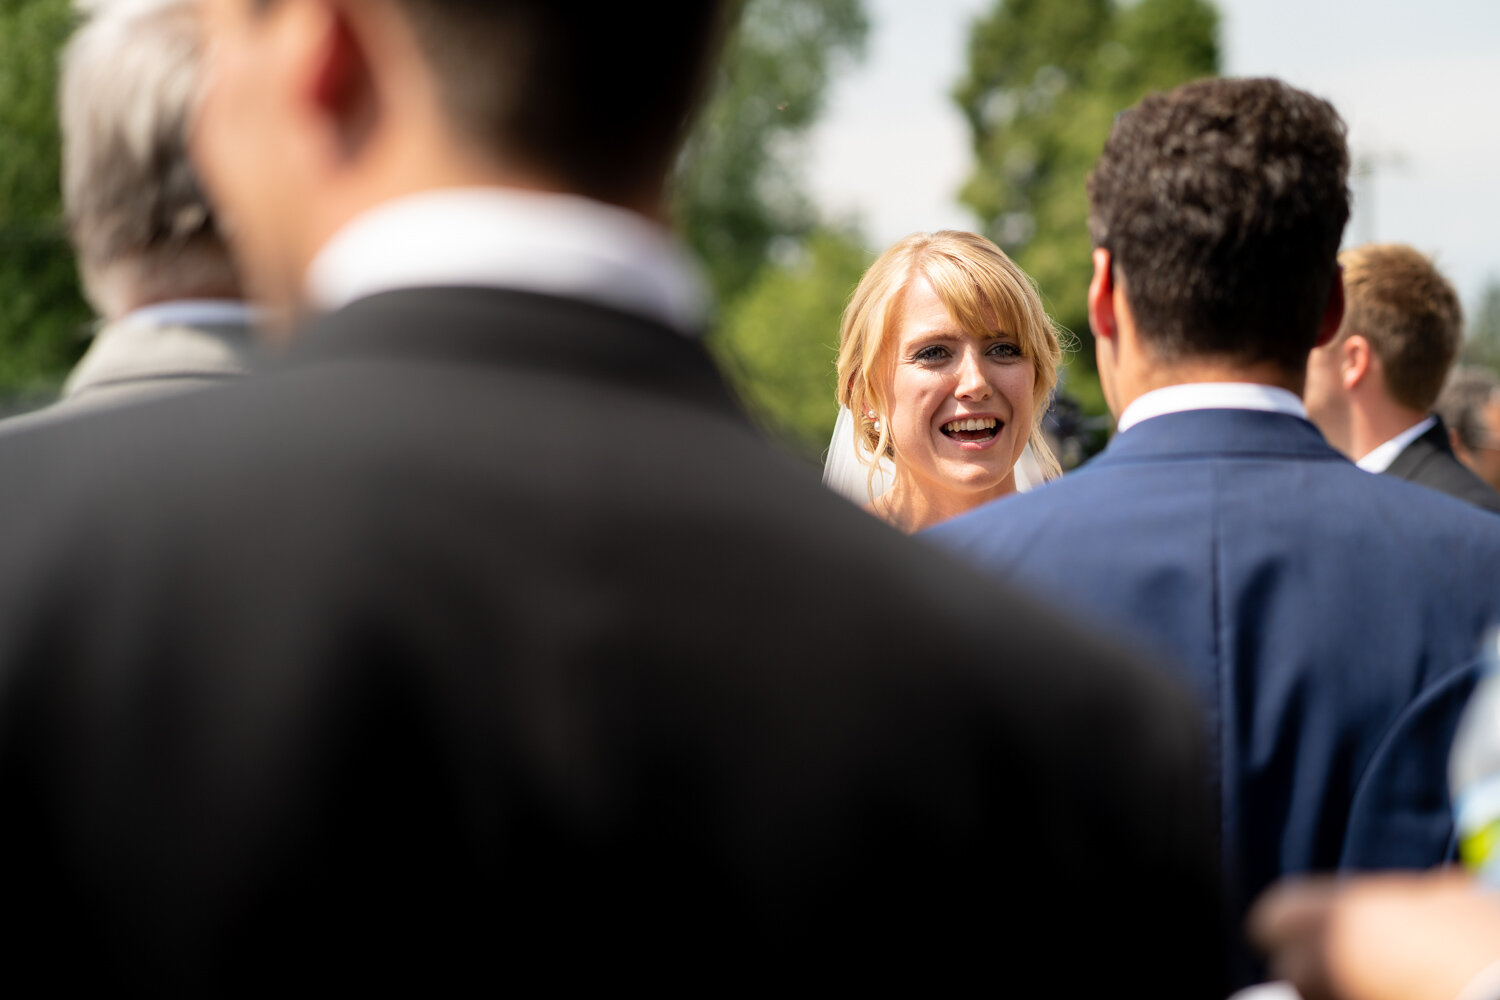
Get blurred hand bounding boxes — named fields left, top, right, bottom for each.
left=1248, top=870, right=1500, bottom=1000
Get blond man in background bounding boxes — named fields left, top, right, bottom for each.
left=1304, top=243, right=1500, bottom=512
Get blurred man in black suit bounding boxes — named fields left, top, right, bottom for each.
left=1304, top=242, right=1500, bottom=511
left=0, top=1, right=1221, bottom=992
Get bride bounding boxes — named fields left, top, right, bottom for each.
left=823, top=230, right=1064, bottom=532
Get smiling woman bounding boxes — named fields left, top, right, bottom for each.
left=826, top=230, right=1063, bottom=533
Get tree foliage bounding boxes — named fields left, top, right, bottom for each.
left=714, top=228, right=871, bottom=459
left=674, top=0, right=868, bottom=308
left=0, top=0, right=90, bottom=407
left=1463, top=278, right=1500, bottom=372
left=954, top=0, right=1219, bottom=388
left=673, top=0, right=871, bottom=456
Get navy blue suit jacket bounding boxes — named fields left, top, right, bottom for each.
left=929, top=408, right=1500, bottom=920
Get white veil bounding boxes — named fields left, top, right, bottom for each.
left=820, top=405, right=1043, bottom=505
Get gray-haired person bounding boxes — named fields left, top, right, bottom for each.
left=1437, top=365, right=1500, bottom=493
left=7, top=0, right=258, bottom=427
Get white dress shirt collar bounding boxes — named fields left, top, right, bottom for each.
left=121, top=299, right=260, bottom=330
left=1356, top=415, right=1438, bottom=473
left=304, top=187, right=708, bottom=335
left=1115, top=383, right=1308, bottom=434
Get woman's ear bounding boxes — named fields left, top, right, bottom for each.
left=852, top=388, right=874, bottom=423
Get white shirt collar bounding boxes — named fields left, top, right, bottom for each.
left=304, top=187, right=708, bottom=335
left=1115, top=383, right=1308, bottom=433
left=120, top=299, right=259, bottom=330
left=1356, top=415, right=1438, bottom=473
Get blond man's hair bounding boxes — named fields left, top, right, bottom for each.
left=1336, top=243, right=1463, bottom=412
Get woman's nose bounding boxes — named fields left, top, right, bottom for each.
left=955, top=348, right=992, bottom=399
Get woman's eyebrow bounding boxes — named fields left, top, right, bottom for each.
left=903, top=328, right=964, bottom=341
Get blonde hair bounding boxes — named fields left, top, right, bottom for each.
left=835, top=230, right=1064, bottom=481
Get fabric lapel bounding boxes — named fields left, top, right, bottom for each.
left=1383, top=419, right=1449, bottom=482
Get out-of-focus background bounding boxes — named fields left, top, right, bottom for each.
left=5, top=0, right=1500, bottom=459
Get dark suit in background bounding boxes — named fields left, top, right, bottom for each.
left=1384, top=415, right=1500, bottom=513
left=0, top=283, right=1223, bottom=993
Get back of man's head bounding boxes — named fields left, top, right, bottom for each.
left=1087, top=77, right=1350, bottom=371
left=1438, top=366, right=1500, bottom=454
left=1336, top=243, right=1463, bottom=413
left=346, top=0, right=731, bottom=207
left=63, top=0, right=238, bottom=319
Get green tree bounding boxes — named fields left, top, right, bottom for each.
left=673, top=0, right=871, bottom=456
left=0, top=0, right=90, bottom=408
left=954, top=0, right=1219, bottom=409
left=714, top=227, right=870, bottom=458
left=675, top=0, right=868, bottom=308
left=1463, top=278, right=1500, bottom=372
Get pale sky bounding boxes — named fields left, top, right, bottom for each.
left=805, top=0, right=1500, bottom=311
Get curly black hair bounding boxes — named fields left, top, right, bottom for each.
left=1087, top=77, right=1351, bottom=372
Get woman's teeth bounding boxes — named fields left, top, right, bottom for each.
left=943, top=417, right=997, bottom=433
left=941, top=417, right=1000, bottom=440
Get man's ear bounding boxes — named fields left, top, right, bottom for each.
left=1088, top=248, right=1117, bottom=342
left=288, top=0, right=378, bottom=161
left=1314, top=265, right=1345, bottom=348
left=1340, top=334, right=1371, bottom=391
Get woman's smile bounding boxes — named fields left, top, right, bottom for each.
left=939, top=415, right=1002, bottom=445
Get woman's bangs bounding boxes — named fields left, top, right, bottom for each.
left=933, top=266, right=1032, bottom=352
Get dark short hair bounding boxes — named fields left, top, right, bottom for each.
left=255, top=0, right=732, bottom=205
left=1087, top=77, right=1350, bottom=371
left=1336, top=244, right=1463, bottom=412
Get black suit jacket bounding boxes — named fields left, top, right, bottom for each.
left=1384, top=415, right=1500, bottom=513
left=0, top=287, right=1221, bottom=993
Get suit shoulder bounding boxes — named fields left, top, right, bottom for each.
left=1402, top=451, right=1500, bottom=514
left=1365, top=459, right=1500, bottom=529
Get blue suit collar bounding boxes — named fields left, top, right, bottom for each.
left=1097, top=408, right=1344, bottom=464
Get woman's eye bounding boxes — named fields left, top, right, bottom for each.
left=987, top=341, right=1022, bottom=359
left=913, top=345, right=950, bottom=363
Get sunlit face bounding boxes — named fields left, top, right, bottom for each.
left=881, top=275, right=1036, bottom=504
left=190, top=0, right=306, bottom=316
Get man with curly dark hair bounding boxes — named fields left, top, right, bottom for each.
left=933, top=76, right=1500, bottom=987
